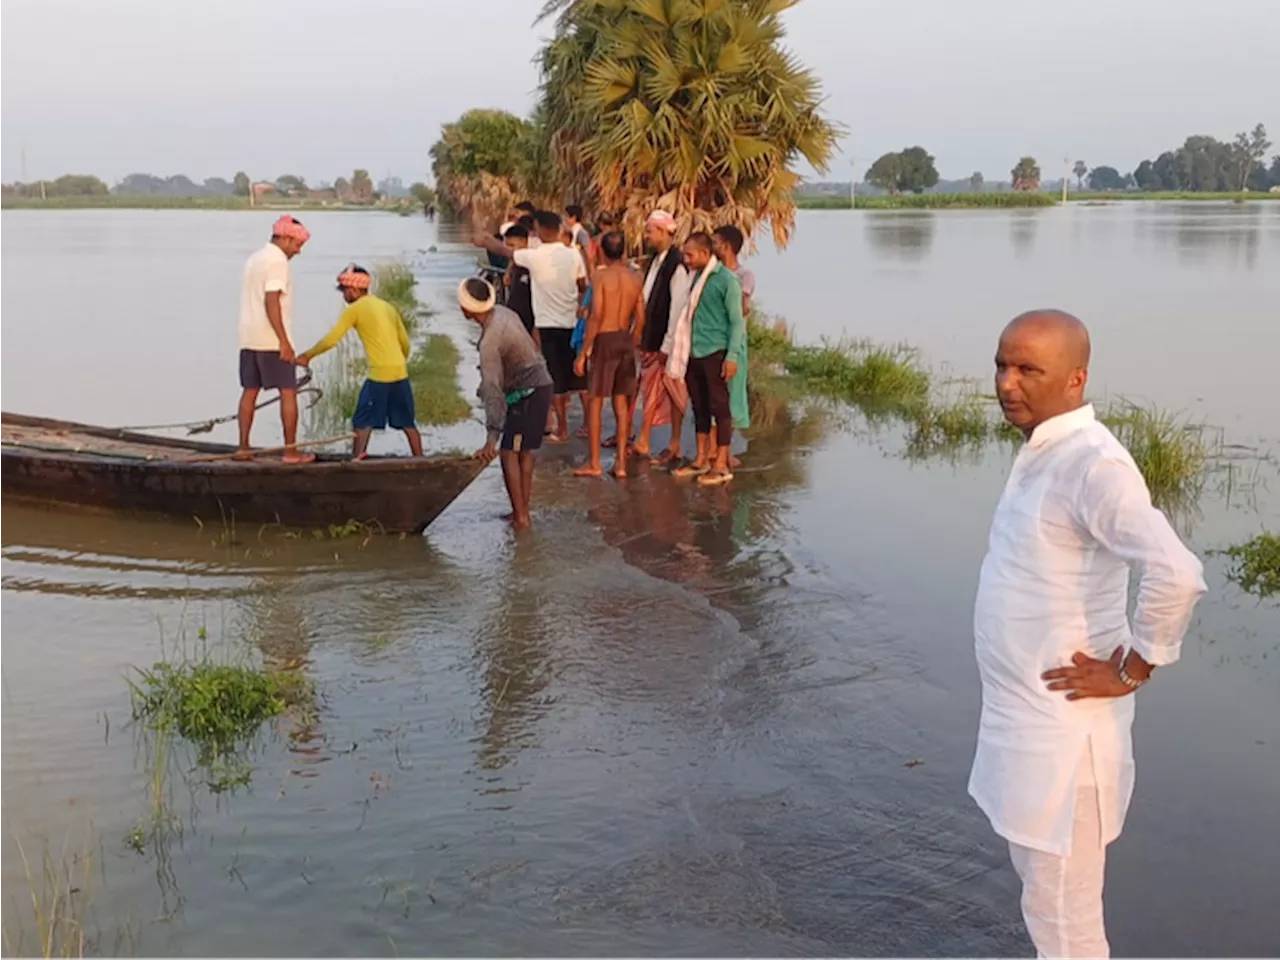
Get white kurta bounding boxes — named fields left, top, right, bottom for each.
left=969, top=404, right=1206, bottom=856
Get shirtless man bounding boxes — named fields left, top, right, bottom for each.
left=573, top=231, right=645, bottom=478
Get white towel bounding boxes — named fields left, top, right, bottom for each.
left=664, top=255, right=718, bottom=380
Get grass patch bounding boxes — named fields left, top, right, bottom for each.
left=127, top=641, right=314, bottom=793
left=409, top=333, right=472, bottom=426
left=374, top=261, right=426, bottom=335
left=796, top=192, right=1058, bottom=210
left=1101, top=401, right=1211, bottom=513
left=907, top=393, right=992, bottom=458
left=785, top=340, right=931, bottom=413
left=1219, top=533, right=1280, bottom=598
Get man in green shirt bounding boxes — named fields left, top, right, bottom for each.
left=673, top=232, right=744, bottom=486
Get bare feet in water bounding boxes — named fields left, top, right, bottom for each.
left=573, top=464, right=604, bottom=478
left=611, top=461, right=628, bottom=479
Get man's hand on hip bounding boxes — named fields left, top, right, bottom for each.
left=1042, top=646, right=1135, bottom=700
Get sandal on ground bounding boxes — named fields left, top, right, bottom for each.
left=673, top=463, right=710, bottom=479
left=696, top=470, right=734, bottom=486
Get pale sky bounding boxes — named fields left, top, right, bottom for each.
left=2, top=0, right=1274, bottom=186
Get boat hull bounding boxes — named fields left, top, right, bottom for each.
left=2, top=414, right=485, bottom=534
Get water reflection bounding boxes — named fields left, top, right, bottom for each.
left=1009, top=209, right=1040, bottom=256
left=864, top=212, right=936, bottom=262
left=1136, top=204, right=1267, bottom=269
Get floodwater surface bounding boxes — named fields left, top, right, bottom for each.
left=2, top=206, right=1278, bottom=957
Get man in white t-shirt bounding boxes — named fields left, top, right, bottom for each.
left=475, top=210, right=587, bottom=442
left=237, top=215, right=313, bottom=462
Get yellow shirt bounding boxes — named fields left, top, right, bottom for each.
left=304, top=294, right=411, bottom=382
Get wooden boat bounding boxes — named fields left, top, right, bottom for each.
left=1, top=413, right=486, bottom=534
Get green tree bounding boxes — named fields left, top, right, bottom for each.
left=275, top=174, right=307, bottom=196
left=47, top=174, right=109, bottom=197
left=1269, top=154, right=1280, bottom=189
left=351, top=169, right=374, bottom=203
left=1132, top=159, right=1157, bottom=190
left=334, top=176, right=352, bottom=202
left=969, top=171, right=984, bottom=192
left=1011, top=156, right=1041, bottom=191
left=1233, top=123, right=1271, bottom=191
left=233, top=171, right=251, bottom=197
left=535, top=0, right=841, bottom=247
left=1087, top=165, right=1124, bottom=191
left=430, top=109, right=534, bottom=226
left=866, top=147, right=939, bottom=195
left=409, top=182, right=436, bottom=209
left=1072, top=160, right=1087, bottom=189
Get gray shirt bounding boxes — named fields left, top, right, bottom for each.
left=477, top=306, right=554, bottom=442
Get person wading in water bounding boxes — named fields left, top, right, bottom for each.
left=572, top=230, right=645, bottom=478
left=460, top=277, right=555, bottom=531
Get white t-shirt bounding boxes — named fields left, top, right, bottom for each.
left=238, top=242, right=293, bottom=350
left=513, top=241, right=586, bottom=329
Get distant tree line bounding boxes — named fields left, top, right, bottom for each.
left=3, top=168, right=427, bottom=205
left=1070, top=124, right=1276, bottom=193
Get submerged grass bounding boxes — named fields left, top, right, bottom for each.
left=127, top=628, right=315, bottom=793
left=1219, top=533, right=1280, bottom=598
left=2, top=833, right=96, bottom=958
left=907, top=393, right=992, bottom=458
left=1101, top=401, right=1211, bottom=513
left=784, top=339, right=931, bottom=413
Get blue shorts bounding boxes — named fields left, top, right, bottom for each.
left=352, top=378, right=416, bottom=430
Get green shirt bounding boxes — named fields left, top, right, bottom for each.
left=690, top=264, right=745, bottom=361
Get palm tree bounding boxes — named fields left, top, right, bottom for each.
left=536, top=0, right=841, bottom=248
left=1073, top=160, right=1088, bottom=190
left=1011, top=156, right=1041, bottom=191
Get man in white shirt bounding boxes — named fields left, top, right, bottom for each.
left=971, top=310, right=1206, bottom=958
left=475, top=210, right=586, bottom=442
left=237, top=215, right=313, bottom=463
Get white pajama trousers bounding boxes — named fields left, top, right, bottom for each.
left=1007, top=748, right=1110, bottom=959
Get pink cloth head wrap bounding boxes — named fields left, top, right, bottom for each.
left=272, top=215, right=311, bottom=242
left=646, top=210, right=677, bottom=232
left=336, top=265, right=372, bottom=290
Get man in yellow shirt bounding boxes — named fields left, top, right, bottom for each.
left=297, top=265, right=423, bottom=459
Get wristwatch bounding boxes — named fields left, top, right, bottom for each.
left=1117, top=657, right=1149, bottom=691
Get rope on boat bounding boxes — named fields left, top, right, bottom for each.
left=115, top=371, right=323, bottom=435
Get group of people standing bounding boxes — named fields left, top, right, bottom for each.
left=468, top=205, right=757, bottom=523
left=234, top=213, right=1213, bottom=960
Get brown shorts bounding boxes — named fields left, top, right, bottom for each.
left=588, top=331, right=638, bottom=399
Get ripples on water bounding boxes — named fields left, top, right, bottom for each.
left=3, top=206, right=1278, bottom=957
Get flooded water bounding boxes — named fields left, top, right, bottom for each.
left=2, top=206, right=1278, bottom=957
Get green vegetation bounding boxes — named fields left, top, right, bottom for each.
left=744, top=311, right=1216, bottom=512
left=907, top=393, right=991, bottom=457
left=1011, top=156, right=1042, bottom=191
left=865, top=146, right=940, bottom=195
left=128, top=660, right=312, bottom=783
left=1101, top=402, right=1211, bottom=514
left=409, top=334, right=472, bottom=425
left=796, top=192, right=1058, bottom=210
left=1220, top=533, right=1280, bottom=598
left=1131, top=125, right=1275, bottom=192
left=431, top=0, right=841, bottom=243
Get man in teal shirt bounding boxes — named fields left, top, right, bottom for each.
left=673, top=232, right=744, bottom=485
